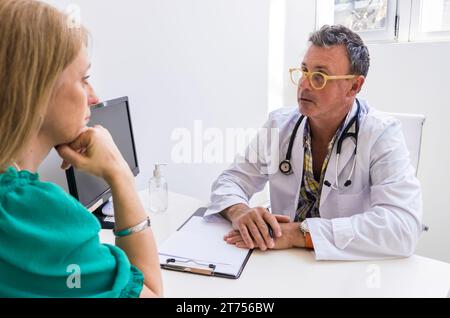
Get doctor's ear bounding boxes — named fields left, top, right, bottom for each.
left=348, top=75, right=365, bottom=96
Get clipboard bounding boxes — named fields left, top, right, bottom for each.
left=158, top=207, right=253, bottom=279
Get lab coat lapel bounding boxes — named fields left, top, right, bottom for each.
left=291, top=118, right=306, bottom=187
left=321, top=153, right=335, bottom=207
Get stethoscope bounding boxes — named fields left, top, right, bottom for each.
left=279, top=99, right=361, bottom=190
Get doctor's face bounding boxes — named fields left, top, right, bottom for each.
left=297, top=44, right=357, bottom=121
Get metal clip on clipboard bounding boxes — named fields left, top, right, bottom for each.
left=162, top=258, right=217, bottom=276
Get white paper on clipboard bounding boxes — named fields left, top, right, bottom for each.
left=158, top=215, right=251, bottom=278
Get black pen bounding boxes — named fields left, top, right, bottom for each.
left=266, top=207, right=274, bottom=238
left=267, top=224, right=274, bottom=239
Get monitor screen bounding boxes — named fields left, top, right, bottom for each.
left=65, top=96, right=139, bottom=209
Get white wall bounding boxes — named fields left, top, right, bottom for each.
left=41, top=0, right=271, bottom=201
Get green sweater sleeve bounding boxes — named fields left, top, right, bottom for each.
left=0, top=168, right=144, bottom=298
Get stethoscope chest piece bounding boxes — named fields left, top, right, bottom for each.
left=279, top=160, right=293, bottom=175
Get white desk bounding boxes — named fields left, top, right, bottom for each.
left=100, top=191, right=450, bottom=298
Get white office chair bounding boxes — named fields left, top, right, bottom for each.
left=380, top=112, right=426, bottom=176
left=381, top=111, right=428, bottom=232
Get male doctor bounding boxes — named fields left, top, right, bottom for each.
left=205, top=25, right=423, bottom=260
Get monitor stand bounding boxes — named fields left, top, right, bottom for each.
left=102, top=198, right=114, bottom=217
left=93, top=198, right=115, bottom=230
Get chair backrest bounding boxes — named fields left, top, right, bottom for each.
left=380, top=112, right=426, bottom=176
left=380, top=112, right=428, bottom=233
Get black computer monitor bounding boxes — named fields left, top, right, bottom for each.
left=65, top=96, right=139, bottom=209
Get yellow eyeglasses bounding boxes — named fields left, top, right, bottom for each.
left=289, top=68, right=357, bottom=90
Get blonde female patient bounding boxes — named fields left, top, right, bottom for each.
left=0, top=0, right=162, bottom=297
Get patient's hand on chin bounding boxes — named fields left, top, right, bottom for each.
left=55, top=127, right=90, bottom=170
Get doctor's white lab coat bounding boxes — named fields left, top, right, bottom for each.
left=205, top=99, right=423, bottom=261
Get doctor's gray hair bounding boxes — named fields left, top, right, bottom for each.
left=309, top=25, right=370, bottom=77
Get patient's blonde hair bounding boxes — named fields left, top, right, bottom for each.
left=0, top=0, right=87, bottom=171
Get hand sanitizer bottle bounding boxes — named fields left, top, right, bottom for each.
left=149, top=164, right=168, bottom=214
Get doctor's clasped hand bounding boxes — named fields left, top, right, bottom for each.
left=223, top=209, right=304, bottom=250
left=222, top=203, right=291, bottom=250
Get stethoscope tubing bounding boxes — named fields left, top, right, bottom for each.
left=280, top=99, right=361, bottom=190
